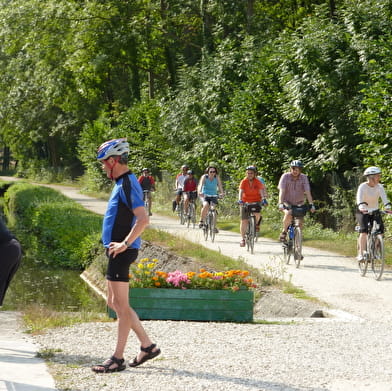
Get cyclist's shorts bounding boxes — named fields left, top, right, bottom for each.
left=355, top=210, right=384, bottom=234
left=291, top=205, right=308, bottom=217
left=204, top=196, right=218, bottom=205
left=185, top=191, right=198, bottom=200
left=106, top=248, right=138, bottom=282
left=241, top=203, right=261, bottom=220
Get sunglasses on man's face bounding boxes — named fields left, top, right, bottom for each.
left=209, top=170, right=216, bottom=173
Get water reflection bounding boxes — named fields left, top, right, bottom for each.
left=2, top=252, right=105, bottom=313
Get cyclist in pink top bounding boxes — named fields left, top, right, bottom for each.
left=278, top=160, right=315, bottom=242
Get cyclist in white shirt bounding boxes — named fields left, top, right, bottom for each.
left=356, top=166, right=391, bottom=261
left=173, top=164, right=189, bottom=211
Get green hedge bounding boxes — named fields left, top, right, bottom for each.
left=3, top=182, right=102, bottom=269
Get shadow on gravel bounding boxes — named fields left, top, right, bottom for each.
left=153, top=367, right=326, bottom=391
left=303, top=264, right=357, bottom=273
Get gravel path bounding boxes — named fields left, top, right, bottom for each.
left=2, top=178, right=392, bottom=390
left=35, top=318, right=392, bottom=391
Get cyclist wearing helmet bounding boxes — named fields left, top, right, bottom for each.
left=238, top=166, right=268, bottom=247
left=173, top=164, right=189, bottom=212
left=278, top=160, right=315, bottom=242
left=92, top=138, right=160, bottom=373
left=183, top=170, right=198, bottom=215
left=356, top=166, right=391, bottom=261
left=138, top=168, right=155, bottom=216
left=198, top=164, right=224, bottom=229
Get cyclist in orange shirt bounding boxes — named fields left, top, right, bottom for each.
left=238, top=166, right=267, bottom=247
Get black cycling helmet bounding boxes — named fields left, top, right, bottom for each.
left=246, top=165, right=257, bottom=172
left=187, top=170, right=194, bottom=175
left=290, top=160, right=303, bottom=168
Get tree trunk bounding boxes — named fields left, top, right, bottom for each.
left=2, top=145, right=10, bottom=171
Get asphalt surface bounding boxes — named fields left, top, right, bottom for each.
left=1, top=177, right=392, bottom=389
left=0, top=311, right=57, bottom=391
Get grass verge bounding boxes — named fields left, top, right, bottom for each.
left=22, top=305, right=109, bottom=335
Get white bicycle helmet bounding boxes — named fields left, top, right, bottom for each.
left=363, top=166, right=381, bottom=176
left=97, top=138, right=129, bottom=161
left=290, top=160, right=304, bottom=168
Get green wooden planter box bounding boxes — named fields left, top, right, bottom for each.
left=108, top=288, right=254, bottom=322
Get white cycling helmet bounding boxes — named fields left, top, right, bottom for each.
left=363, top=166, right=381, bottom=176
left=97, top=138, right=129, bottom=161
left=290, top=160, right=303, bottom=168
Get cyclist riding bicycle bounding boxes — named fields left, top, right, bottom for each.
left=198, top=164, right=224, bottom=229
left=238, top=166, right=267, bottom=247
left=183, top=170, right=198, bottom=215
left=356, top=166, right=391, bottom=261
left=173, top=164, right=189, bottom=212
left=138, top=168, right=155, bottom=216
left=278, top=160, right=315, bottom=242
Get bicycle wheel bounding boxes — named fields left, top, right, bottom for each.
left=179, top=201, right=186, bottom=225
left=191, top=203, right=196, bottom=228
left=371, top=235, right=384, bottom=280
left=210, top=210, right=217, bottom=242
left=293, top=226, right=302, bottom=268
left=203, top=214, right=209, bottom=241
left=187, top=203, right=195, bottom=228
left=247, top=215, right=255, bottom=254
left=283, top=241, right=292, bottom=264
left=358, top=250, right=368, bottom=277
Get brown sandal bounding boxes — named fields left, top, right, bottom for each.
left=92, top=355, right=126, bottom=373
left=129, top=344, right=161, bottom=367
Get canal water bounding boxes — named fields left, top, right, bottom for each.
left=2, top=251, right=106, bottom=313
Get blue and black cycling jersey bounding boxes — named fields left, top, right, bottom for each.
left=102, top=171, right=144, bottom=249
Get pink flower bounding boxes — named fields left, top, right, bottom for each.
left=166, top=270, right=190, bottom=288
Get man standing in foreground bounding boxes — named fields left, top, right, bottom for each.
left=92, top=138, right=160, bottom=373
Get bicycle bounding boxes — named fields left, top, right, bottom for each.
left=203, top=195, right=219, bottom=242
left=282, top=205, right=308, bottom=268
left=143, top=190, right=151, bottom=215
left=177, top=196, right=186, bottom=225
left=357, top=210, right=391, bottom=280
left=242, top=202, right=262, bottom=254
left=185, top=191, right=197, bottom=228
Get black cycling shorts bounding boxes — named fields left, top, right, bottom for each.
left=240, top=203, right=261, bottom=220
left=355, top=210, right=384, bottom=234
left=106, top=248, right=138, bottom=282
left=204, top=196, right=219, bottom=205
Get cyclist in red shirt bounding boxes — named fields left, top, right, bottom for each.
left=183, top=170, right=198, bottom=215
left=238, top=166, right=267, bottom=247
left=138, top=168, right=155, bottom=216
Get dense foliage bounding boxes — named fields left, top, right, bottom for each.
left=3, top=182, right=102, bottom=269
left=1, top=0, right=391, bottom=227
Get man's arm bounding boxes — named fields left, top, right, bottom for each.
left=108, top=206, right=149, bottom=258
